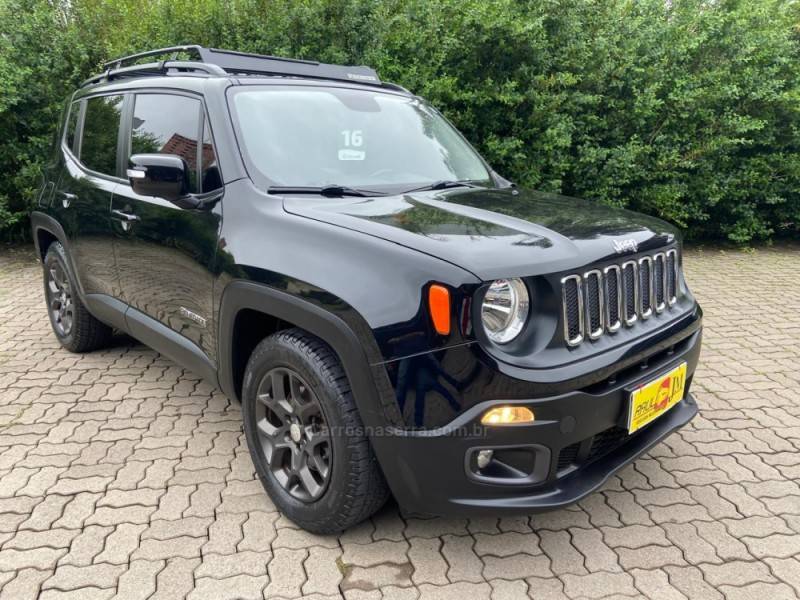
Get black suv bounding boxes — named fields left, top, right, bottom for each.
left=33, top=46, right=702, bottom=533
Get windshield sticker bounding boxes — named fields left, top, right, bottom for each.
left=339, top=130, right=365, bottom=160
left=341, top=130, right=363, bottom=146
left=338, top=149, right=366, bottom=161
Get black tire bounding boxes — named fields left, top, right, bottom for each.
left=42, top=242, right=113, bottom=353
left=242, top=328, right=389, bottom=533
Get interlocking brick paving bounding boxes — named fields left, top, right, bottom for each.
left=1, top=244, right=799, bottom=600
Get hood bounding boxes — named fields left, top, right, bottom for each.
left=283, top=187, right=679, bottom=280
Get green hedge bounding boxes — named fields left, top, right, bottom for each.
left=2, top=0, right=799, bottom=243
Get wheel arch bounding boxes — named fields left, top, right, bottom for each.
left=218, top=280, right=400, bottom=430
left=31, top=211, right=65, bottom=259
left=30, top=211, right=85, bottom=298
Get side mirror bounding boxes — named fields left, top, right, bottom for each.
left=127, top=154, right=188, bottom=202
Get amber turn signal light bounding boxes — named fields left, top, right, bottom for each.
left=481, top=406, right=535, bottom=425
left=428, top=284, right=451, bottom=335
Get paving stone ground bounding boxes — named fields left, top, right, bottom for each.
left=1, top=244, right=799, bottom=600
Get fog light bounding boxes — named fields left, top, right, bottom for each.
left=481, top=406, right=535, bottom=425
left=476, top=449, right=494, bottom=469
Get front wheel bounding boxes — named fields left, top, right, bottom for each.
left=242, top=328, right=389, bottom=533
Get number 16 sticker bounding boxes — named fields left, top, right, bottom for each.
left=339, top=129, right=365, bottom=160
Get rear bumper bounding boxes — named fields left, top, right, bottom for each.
left=374, top=327, right=701, bottom=516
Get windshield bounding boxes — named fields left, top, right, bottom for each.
left=229, top=86, right=492, bottom=191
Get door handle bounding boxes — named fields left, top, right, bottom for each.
left=111, top=208, right=140, bottom=231
left=58, top=191, right=77, bottom=208
left=111, top=209, right=140, bottom=222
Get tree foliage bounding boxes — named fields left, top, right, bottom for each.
left=1, top=0, right=798, bottom=243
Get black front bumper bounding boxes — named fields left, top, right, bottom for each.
left=374, top=326, right=701, bottom=516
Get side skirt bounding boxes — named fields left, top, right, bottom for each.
left=83, top=294, right=128, bottom=332
left=84, top=293, right=219, bottom=388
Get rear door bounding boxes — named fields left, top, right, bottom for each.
left=111, top=91, right=223, bottom=360
left=42, top=99, right=80, bottom=230
left=53, top=94, right=124, bottom=298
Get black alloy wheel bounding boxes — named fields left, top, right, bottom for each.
left=254, top=367, right=332, bottom=502
left=45, top=259, right=74, bottom=337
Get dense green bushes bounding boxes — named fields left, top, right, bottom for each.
left=1, top=0, right=798, bottom=243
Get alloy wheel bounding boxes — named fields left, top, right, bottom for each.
left=46, top=261, right=74, bottom=337
left=254, top=367, right=332, bottom=502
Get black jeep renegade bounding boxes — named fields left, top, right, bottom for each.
left=33, top=46, right=702, bottom=533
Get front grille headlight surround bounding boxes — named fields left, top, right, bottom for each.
left=480, top=278, right=530, bottom=344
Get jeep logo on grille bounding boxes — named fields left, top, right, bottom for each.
left=612, top=239, right=638, bottom=254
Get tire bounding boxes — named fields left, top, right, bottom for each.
left=42, top=242, right=113, bottom=353
left=242, top=328, right=389, bottom=533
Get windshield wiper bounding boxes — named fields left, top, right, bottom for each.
left=402, top=180, right=481, bottom=194
left=267, top=185, right=386, bottom=198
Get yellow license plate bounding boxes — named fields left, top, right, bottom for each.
left=627, top=363, right=687, bottom=434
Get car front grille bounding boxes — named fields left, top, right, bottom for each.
left=561, top=249, right=679, bottom=347
left=589, top=426, right=629, bottom=458
left=556, top=426, right=633, bottom=473
left=556, top=442, right=581, bottom=471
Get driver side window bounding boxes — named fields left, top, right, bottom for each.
left=131, top=93, right=204, bottom=193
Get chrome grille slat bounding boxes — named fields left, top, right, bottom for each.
left=621, top=260, right=638, bottom=327
left=653, top=252, right=666, bottom=313
left=603, top=265, right=622, bottom=333
left=560, top=249, right=681, bottom=347
left=584, top=270, right=604, bottom=340
left=638, top=256, right=653, bottom=319
left=561, top=275, right=584, bottom=347
left=666, top=249, right=678, bottom=305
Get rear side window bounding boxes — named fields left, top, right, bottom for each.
left=64, top=101, right=80, bottom=152
left=81, top=95, right=124, bottom=175
left=131, top=94, right=202, bottom=193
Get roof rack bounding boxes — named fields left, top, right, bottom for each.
left=81, top=45, right=386, bottom=89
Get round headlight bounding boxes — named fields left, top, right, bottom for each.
left=481, top=278, right=530, bottom=344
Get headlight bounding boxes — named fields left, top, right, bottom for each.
left=481, top=278, right=530, bottom=344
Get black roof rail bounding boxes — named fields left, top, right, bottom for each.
left=102, top=45, right=205, bottom=70
left=81, top=60, right=226, bottom=88
left=83, top=44, right=389, bottom=90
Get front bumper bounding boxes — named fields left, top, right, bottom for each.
left=374, top=326, right=701, bottom=516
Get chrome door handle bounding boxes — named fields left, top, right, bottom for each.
left=59, top=191, right=77, bottom=208
left=111, top=209, right=140, bottom=222
left=111, top=208, right=140, bottom=231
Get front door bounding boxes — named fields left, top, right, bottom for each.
left=111, top=91, right=223, bottom=360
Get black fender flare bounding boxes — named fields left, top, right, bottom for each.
left=30, top=211, right=86, bottom=298
left=217, top=280, right=397, bottom=431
